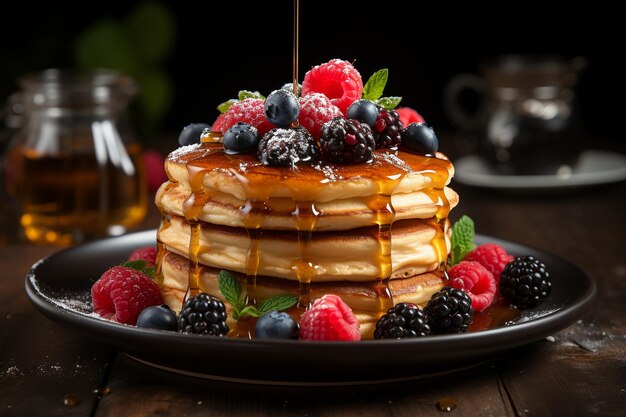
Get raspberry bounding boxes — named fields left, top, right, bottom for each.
left=300, top=294, right=360, bottom=341
left=298, top=93, right=342, bottom=139
left=128, top=246, right=157, bottom=265
left=395, top=107, right=425, bottom=126
left=301, top=59, right=363, bottom=115
left=212, top=113, right=227, bottom=132
left=464, top=243, right=514, bottom=284
left=448, top=261, right=496, bottom=311
left=373, top=108, right=403, bottom=149
left=220, top=99, right=276, bottom=136
left=91, top=266, right=163, bottom=325
left=319, top=118, right=376, bottom=164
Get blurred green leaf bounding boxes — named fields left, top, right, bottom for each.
left=125, top=2, right=176, bottom=67
left=74, top=20, right=138, bottom=74
left=135, top=69, right=173, bottom=133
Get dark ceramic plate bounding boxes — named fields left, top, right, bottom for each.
left=25, top=230, right=596, bottom=385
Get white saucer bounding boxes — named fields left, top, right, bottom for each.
left=453, top=149, right=626, bottom=190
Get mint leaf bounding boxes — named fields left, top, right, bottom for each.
left=121, top=260, right=155, bottom=279
left=256, top=295, right=298, bottom=315
left=217, top=99, right=237, bottom=114
left=238, top=90, right=265, bottom=101
left=450, top=215, right=476, bottom=265
left=362, top=69, right=388, bottom=101
left=376, top=96, right=402, bottom=110
left=239, top=305, right=261, bottom=318
left=218, top=270, right=244, bottom=317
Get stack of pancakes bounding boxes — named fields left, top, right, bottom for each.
left=155, top=142, right=458, bottom=338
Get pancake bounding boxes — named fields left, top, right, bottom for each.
left=159, top=213, right=451, bottom=282
left=157, top=180, right=458, bottom=231
left=159, top=250, right=445, bottom=339
left=163, top=144, right=455, bottom=204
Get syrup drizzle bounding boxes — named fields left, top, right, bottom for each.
left=292, top=200, right=319, bottom=307
left=292, top=0, right=300, bottom=96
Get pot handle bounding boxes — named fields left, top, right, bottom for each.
left=443, top=74, right=489, bottom=130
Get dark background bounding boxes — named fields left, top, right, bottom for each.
left=0, top=1, right=622, bottom=151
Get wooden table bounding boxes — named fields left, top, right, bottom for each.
left=1, top=177, right=625, bottom=417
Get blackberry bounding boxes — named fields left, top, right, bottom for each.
left=500, top=256, right=551, bottom=309
left=424, top=286, right=473, bottom=334
left=258, top=126, right=319, bottom=166
left=178, top=293, right=229, bottom=336
left=319, top=117, right=376, bottom=164
left=374, top=303, right=431, bottom=339
left=373, top=108, right=403, bottom=149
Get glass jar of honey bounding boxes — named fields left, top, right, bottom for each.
left=2, top=69, right=147, bottom=245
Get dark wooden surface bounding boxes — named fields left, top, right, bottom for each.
left=1, top=177, right=625, bottom=417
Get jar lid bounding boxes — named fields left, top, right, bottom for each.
left=18, top=68, right=138, bottom=108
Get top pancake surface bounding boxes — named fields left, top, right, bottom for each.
left=164, top=143, right=454, bottom=203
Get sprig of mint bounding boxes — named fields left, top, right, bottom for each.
left=218, top=270, right=297, bottom=320
left=217, top=90, right=265, bottom=114
left=362, top=69, right=402, bottom=110
left=122, top=260, right=155, bottom=280
left=450, top=215, right=477, bottom=266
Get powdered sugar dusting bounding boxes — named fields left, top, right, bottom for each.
left=168, top=143, right=201, bottom=163
left=377, top=152, right=414, bottom=172
left=29, top=273, right=98, bottom=318
left=312, top=161, right=343, bottom=182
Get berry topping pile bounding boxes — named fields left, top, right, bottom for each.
left=181, top=59, right=442, bottom=167
left=300, top=294, right=361, bottom=341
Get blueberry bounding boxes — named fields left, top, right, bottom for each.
left=255, top=310, right=299, bottom=340
left=346, top=100, right=379, bottom=127
left=264, top=89, right=300, bottom=127
left=223, top=122, right=259, bottom=154
left=178, top=123, right=211, bottom=147
left=136, top=305, right=178, bottom=331
left=401, top=123, right=439, bottom=155
left=281, top=82, right=302, bottom=96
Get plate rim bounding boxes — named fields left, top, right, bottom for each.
left=453, top=149, right=626, bottom=189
